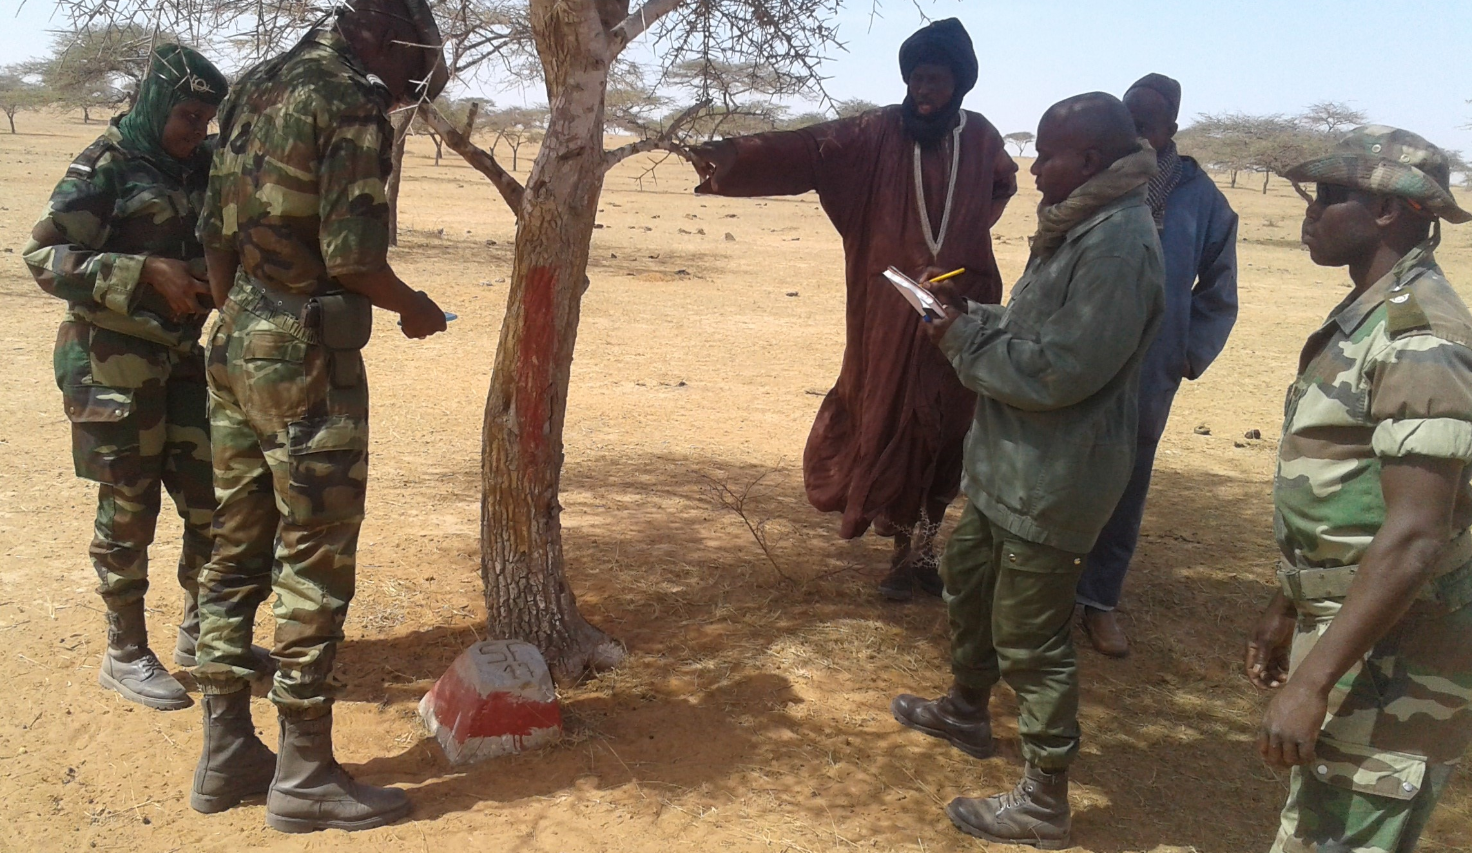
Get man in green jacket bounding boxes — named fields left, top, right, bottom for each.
left=891, top=92, right=1164, bottom=847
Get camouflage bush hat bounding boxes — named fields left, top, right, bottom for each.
left=1286, top=125, right=1470, bottom=224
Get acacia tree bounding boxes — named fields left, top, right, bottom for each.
left=37, top=26, right=158, bottom=121
left=484, top=104, right=548, bottom=170
left=1298, top=100, right=1367, bottom=136
left=0, top=66, right=50, bottom=133
left=54, top=0, right=852, bottom=683
left=1003, top=130, right=1033, bottom=156
left=833, top=97, right=876, bottom=117
left=1181, top=111, right=1332, bottom=193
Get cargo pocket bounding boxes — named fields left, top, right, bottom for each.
left=994, top=537, right=1086, bottom=648
left=239, top=331, right=309, bottom=418
left=1309, top=735, right=1428, bottom=801
left=284, top=415, right=368, bottom=526
left=62, top=384, right=139, bottom=483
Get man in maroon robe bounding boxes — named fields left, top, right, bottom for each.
left=690, top=18, right=1017, bottom=600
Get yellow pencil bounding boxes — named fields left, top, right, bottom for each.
left=928, top=267, right=965, bottom=284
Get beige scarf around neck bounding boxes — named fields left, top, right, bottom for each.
left=1030, top=142, right=1157, bottom=259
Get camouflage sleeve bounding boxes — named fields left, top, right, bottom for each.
left=316, top=93, right=392, bottom=278
left=197, top=142, right=228, bottom=252
left=21, top=156, right=146, bottom=313
left=1369, top=335, right=1472, bottom=461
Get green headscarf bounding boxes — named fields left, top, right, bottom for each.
left=117, top=44, right=228, bottom=175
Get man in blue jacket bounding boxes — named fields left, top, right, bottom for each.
left=1077, top=73, right=1240, bottom=657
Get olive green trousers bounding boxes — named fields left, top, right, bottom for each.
left=942, top=501, right=1087, bottom=771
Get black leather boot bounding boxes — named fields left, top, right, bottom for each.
left=191, top=688, right=276, bottom=813
left=890, top=683, right=994, bottom=758
left=946, top=764, right=1071, bottom=849
left=266, top=711, right=410, bottom=833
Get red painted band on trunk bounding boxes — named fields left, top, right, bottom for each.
left=517, top=265, right=557, bottom=459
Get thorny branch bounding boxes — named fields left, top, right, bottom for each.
left=700, top=468, right=793, bottom=584
left=602, top=97, right=707, bottom=171
left=608, top=0, right=684, bottom=54
left=417, top=101, right=526, bottom=214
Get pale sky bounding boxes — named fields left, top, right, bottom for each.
left=5, top=0, right=1470, bottom=155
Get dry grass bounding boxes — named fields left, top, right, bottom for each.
left=0, top=112, right=1468, bottom=852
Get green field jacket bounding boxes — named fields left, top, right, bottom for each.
left=938, top=189, right=1164, bottom=553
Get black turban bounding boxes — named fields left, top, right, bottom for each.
left=898, top=18, right=979, bottom=98
left=1126, top=73, right=1182, bottom=122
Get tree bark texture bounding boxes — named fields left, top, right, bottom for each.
left=480, top=0, right=626, bottom=683
left=387, top=113, right=409, bottom=246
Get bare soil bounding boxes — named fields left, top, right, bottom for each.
left=1, top=115, right=1469, bottom=852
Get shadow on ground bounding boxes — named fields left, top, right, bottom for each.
left=335, top=452, right=1470, bottom=852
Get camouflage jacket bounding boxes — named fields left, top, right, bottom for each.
left=1275, top=244, right=1472, bottom=568
left=199, top=26, right=394, bottom=296
left=23, top=119, right=213, bottom=352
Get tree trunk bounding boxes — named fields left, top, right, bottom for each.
left=82, top=106, right=90, bottom=124
left=1262, top=170, right=1270, bottom=194
left=510, top=142, right=520, bottom=171
left=387, top=114, right=409, bottom=246
left=1230, top=170, right=1237, bottom=188
left=6, top=111, right=14, bottom=134
left=481, top=0, right=624, bottom=684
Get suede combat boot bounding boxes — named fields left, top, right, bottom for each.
left=98, top=601, right=191, bottom=711
left=890, top=683, right=994, bottom=758
left=266, top=711, right=410, bottom=833
left=946, top=764, right=1071, bottom=849
left=173, top=593, right=276, bottom=675
left=191, top=688, right=276, bottom=813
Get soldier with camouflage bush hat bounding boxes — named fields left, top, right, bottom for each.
left=1246, top=126, right=1472, bottom=853
left=21, top=43, right=271, bottom=713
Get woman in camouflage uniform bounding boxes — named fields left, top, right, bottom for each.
left=23, top=44, right=264, bottom=711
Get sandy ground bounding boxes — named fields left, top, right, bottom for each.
left=1, top=114, right=1469, bottom=853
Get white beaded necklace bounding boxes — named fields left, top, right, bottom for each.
left=913, top=111, right=967, bottom=258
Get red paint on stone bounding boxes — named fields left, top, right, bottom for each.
left=517, top=265, right=557, bottom=459
left=427, top=665, right=562, bottom=742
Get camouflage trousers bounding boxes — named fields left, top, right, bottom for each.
left=942, top=501, right=1087, bottom=771
left=1270, top=580, right=1472, bottom=853
left=54, top=319, right=214, bottom=615
left=194, top=286, right=369, bottom=717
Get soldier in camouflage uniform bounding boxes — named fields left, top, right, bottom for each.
left=1246, top=126, right=1472, bottom=853
left=20, top=45, right=270, bottom=712
left=188, top=0, right=449, bottom=832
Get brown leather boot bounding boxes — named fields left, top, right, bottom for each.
left=265, top=711, right=410, bottom=833
left=890, top=683, right=994, bottom=758
left=1081, top=606, right=1130, bottom=658
left=98, top=602, right=191, bottom=711
left=946, top=764, right=1071, bottom=849
left=191, top=688, right=276, bottom=813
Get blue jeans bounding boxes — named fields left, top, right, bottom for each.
left=1077, top=439, right=1159, bottom=611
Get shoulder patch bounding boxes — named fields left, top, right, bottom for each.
left=1386, top=289, right=1432, bottom=338
left=65, top=136, right=116, bottom=178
